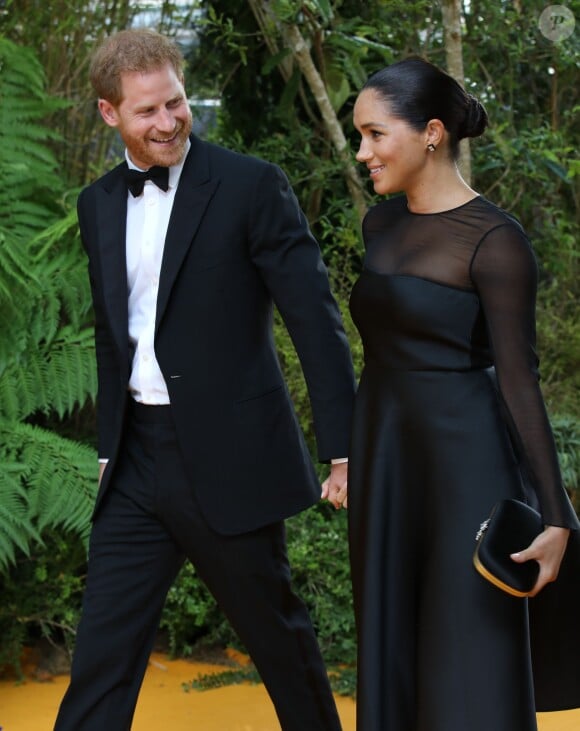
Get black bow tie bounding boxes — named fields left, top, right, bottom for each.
left=124, top=165, right=169, bottom=197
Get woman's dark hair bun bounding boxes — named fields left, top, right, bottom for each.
left=362, top=57, right=489, bottom=159
left=459, top=95, right=488, bottom=140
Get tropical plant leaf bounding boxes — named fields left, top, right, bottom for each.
left=0, top=459, right=39, bottom=572
left=0, top=421, right=97, bottom=572
left=0, top=37, right=97, bottom=573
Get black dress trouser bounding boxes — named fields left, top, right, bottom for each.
left=54, top=402, right=341, bottom=731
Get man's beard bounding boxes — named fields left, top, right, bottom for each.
left=127, top=114, right=192, bottom=169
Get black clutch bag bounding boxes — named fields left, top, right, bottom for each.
left=473, top=498, right=543, bottom=597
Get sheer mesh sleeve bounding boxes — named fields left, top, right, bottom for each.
left=471, top=223, right=579, bottom=529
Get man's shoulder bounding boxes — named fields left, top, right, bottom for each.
left=198, top=137, right=276, bottom=175
left=80, top=161, right=125, bottom=198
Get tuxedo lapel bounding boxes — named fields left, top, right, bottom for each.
left=95, top=169, right=129, bottom=357
left=156, top=138, right=219, bottom=334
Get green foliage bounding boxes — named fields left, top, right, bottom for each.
left=0, top=323, right=96, bottom=423
left=0, top=37, right=97, bottom=565
left=330, top=665, right=357, bottom=696
left=2, top=423, right=96, bottom=538
left=0, top=423, right=96, bottom=573
left=0, top=458, right=38, bottom=570
left=0, top=36, right=97, bottom=668
left=0, top=531, right=87, bottom=676
left=0, top=37, right=63, bottom=316
left=182, top=666, right=262, bottom=691
left=160, top=562, right=238, bottom=657
left=1, top=0, right=135, bottom=184
left=536, top=282, right=580, bottom=419
left=552, top=417, right=580, bottom=509
left=0, top=38, right=67, bottom=216
left=286, top=505, right=353, bottom=663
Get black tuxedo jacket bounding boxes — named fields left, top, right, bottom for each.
left=78, top=135, right=355, bottom=535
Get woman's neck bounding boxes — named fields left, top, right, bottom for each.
left=405, top=165, right=478, bottom=214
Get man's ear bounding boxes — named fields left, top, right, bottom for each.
left=98, top=98, right=119, bottom=128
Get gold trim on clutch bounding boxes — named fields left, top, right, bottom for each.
left=473, top=553, right=532, bottom=598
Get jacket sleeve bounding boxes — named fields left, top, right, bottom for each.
left=77, top=188, right=124, bottom=460
left=247, top=162, right=356, bottom=461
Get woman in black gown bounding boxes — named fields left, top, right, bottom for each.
left=346, top=58, right=579, bottom=731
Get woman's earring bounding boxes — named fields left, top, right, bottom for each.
left=427, top=143, right=436, bottom=152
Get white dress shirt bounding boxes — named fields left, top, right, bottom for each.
left=125, top=140, right=190, bottom=404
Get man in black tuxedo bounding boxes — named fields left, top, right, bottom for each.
left=54, top=29, right=355, bottom=731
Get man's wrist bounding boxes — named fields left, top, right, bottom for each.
left=331, top=457, right=348, bottom=464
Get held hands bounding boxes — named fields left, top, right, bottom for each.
left=511, top=525, right=570, bottom=596
left=321, top=461, right=348, bottom=509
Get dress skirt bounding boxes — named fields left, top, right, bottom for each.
left=348, top=362, right=538, bottom=731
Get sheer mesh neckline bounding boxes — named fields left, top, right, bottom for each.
left=361, top=195, right=529, bottom=292
left=406, top=195, right=481, bottom=217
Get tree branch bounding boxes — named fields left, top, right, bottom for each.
left=248, top=0, right=367, bottom=220
left=440, top=0, right=471, bottom=184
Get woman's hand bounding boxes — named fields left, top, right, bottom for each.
left=510, top=525, right=570, bottom=597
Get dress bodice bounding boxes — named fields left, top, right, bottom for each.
left=349, top=195, right=534, bottom=374
left=350, top=271, right=489, bottom=371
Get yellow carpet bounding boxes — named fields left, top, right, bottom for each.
left=0, top=651, right=577, bottom=730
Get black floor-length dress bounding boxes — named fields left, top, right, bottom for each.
left=347, top=195, right=579, bottom=731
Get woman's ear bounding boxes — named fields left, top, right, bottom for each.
left=425, top=118, right=445, bottom=150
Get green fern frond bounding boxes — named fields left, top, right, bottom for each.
left=0, top=421, right=97, bottom=572
left=32, top=208, right=80, bottom=258
left=3, top=134, right=61, bottom=163
left=0, top=326, right=96, bottom=421
left=56, top=264, right=94, bottom=327
left=0, top=38, right=98, bottom=576
left=0, top=37, right=68, bottom=120
left=0, top=66, right=45, bottom=97
left=28, top=294, right=62, bottom=347
left=0, top=230, right=39, bottom=297
left=0, top=38, right=66, bottom=240
left=2, top=199, right=63, bottom=235
left=10, top=422, right=97, bottom=538
left=31, top=212, right=94, bottom=327
left=0, top=36, right=66, bottom=313
left=0, top=460, right=40, bottom=572
left=45, top=326, right=98, bottom=418
left=0, top=312, right=28, bottom=375
left=0, top=367, right=28, bottom=420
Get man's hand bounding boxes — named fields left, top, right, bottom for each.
left=321, top=461, right=348, bottom=509
left=98, top=461, right=107, bottom=487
